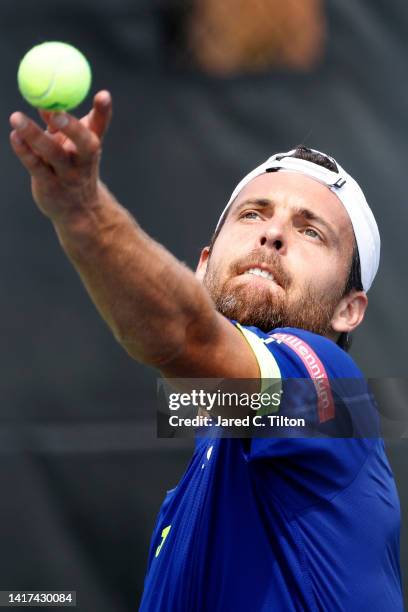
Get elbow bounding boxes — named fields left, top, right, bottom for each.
left=115, top=322, right=188, bottom=369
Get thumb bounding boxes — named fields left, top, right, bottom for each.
left=87, top=90, right=112, bottom=141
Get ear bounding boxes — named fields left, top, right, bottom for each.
left=195, top=246, right=210, bottom=281
left=331, top=291, right=368, bottom=334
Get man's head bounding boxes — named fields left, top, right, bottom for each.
left=196, top=147, right=379, bottom=351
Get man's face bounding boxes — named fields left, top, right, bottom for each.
left=197, top=171, right=358, bottom=337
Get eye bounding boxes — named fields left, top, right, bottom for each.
left=303, top=227, right=322, bottom=240
left=241, top=210, right=261, bottom=220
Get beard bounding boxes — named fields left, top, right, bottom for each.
left=203, top=249, right=344, bottom=337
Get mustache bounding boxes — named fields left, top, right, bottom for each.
left=230, top=249, right=291, bottom=289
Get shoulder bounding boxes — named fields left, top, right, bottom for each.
left=233, top=322, right=363, bottom=379
left=267, top=327, right=362, bottom=377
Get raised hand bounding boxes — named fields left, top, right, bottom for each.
left=9, top=90, right=112, bottom=224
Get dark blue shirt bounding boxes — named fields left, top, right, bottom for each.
left=139, top=326, right=402, bottom=611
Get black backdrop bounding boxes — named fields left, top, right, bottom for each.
left=0, top=0, right=407, bottom=609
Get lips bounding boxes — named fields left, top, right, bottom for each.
left=242, top=267, right=275, bottom=281
left=237, top=262, right=284, bottom=288
left=233, top=252, right=289, bottom=289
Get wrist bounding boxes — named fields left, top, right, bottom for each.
left=53, top=181, right=123, bottom=258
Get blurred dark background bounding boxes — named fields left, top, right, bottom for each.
left=0, top=0, right=407, bottom=609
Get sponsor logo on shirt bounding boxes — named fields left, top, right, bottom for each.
left=264, top=333, right=335, bottom=422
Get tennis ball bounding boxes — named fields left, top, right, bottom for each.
left=17, top=41, right=92, bottom=111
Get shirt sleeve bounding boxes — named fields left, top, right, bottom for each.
left=233, top=323, right=377, bottom=511
left=234, top=322, right=281, bottom=385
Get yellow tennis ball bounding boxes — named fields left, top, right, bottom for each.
left=17, top=41, right=92, bottom=111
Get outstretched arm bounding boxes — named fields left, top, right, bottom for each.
left=9, top=92, right=259, bottom=379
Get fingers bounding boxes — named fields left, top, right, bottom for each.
left=9, top=112, right=70, bottom=172
left=88, top=90, right=112, bottom=141
left=45, top=111, right=101, bottom=162
left=39, top=90, right=112, bottom=155
left=39, top=110, right=60, bottom=134
left=38, top=90, right=112, bottom=140
left=9, top=130, right=54, bottom=180
left=10, top=90, right=112, bottom=173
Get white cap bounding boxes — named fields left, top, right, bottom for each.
left=216, top=148, right=380, bottom=291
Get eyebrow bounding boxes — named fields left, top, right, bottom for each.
left=292, top=207, right=338, bottom=243
left=232, top=198, right=339, bottom=244
left=232, top=198, right=273, bottom=215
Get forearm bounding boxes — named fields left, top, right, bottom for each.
left=53, top=181, right=216, bottom=366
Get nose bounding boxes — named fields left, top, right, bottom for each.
left=259, top=218, right=287, bottom=253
